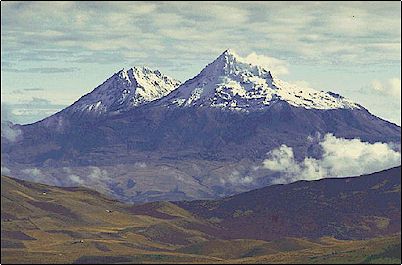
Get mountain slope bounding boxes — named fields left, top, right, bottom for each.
left=1, top=50, right=400, bottom=203
left=1, top=167, right=401, bottom=263
left=0, top=174, right=221, bottom=263
left=59, top=66, right=180, bottom=118
left=175, top=166, right=401, bottom=241
left=159, top=49, right=359, bottom=111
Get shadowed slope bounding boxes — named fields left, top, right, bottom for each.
left=175, top=167, right=401, bottom=241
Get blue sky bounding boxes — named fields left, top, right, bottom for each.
left=1, top=1, right=401, bottom=125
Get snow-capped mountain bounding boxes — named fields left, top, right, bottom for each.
left=66, top=66, right=180, bottom=116
left=161, top=49, right=359, bottom=111
left=2, top=49, right=400, bottom=203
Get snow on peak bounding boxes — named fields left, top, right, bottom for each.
left=67, top=66, right=181, bottom=115
left=161, top=49, right=359, bottom=111
left=205, top=49, right=270, bottom=77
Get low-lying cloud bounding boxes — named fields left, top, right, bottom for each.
left=134, top=162, right=147, bottom=169
left=263, top=134, right=401, bottom=184
left=223, top=170, right=254, bottom=185
left=1, top=98, right=68, bottom=125
left=62, top=167, right=84, bottom=185
left=66, top=174, right=84, bottom=185
left=1, top=122, right=22, bottom=142
left=18, top=166, right=112, bottom=187
left=62, top=166, right=110, bottom=186
left=20, top=167, right=48, bottom=183
left=88, top=166, right=109, bottom=181
left=1, top=103, right=23, bottom=142
left=1, top=166, right=11, bottom=175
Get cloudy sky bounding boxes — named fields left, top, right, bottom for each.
left=1, top=1, right=401, bottom=125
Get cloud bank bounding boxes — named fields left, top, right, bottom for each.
left=1, top=98, right=68, bottom=125
left=2, top=2, right=399, bottom=68
left=17, top=166, right=112, bottom=188
left=1, top=122, right=22, bottom=142
left=20, top=168, right=46, bottom=183
left=1, top=104, right=23, bottom=142
left=263, top=134, right=401, bottom=184
left=220, top=170, right=254, bottom=185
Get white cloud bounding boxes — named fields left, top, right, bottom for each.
left=1, top=98, right=68, bottom=125
left=371, top=78, right=401, bottom=98
left=19, top=167, right=72, bottom=186
left=20, top=168, right=47, bottom=183
left=2, top=1, right=399, bottom=67
left=134, top=162, right=147, bottom=169
left=61, top=167, right=84, bottom=185
left=221, top=170, right=254, bottom=185
left=88, top=166, right=109, bottom=180
left=67, top=174, right=84, bottom=185
left=263, top=134, right=401, bottom=184
left=21, top=168, right=42, bottom=176
left=61, top=166, right=109, bottom=186
left=1, top=166, right=11, bottom=175
left=1, top=122, right=22, bottom=142
left=1, top=104, right=23, bottom=141
left=244, top=52, right=289, bottom=76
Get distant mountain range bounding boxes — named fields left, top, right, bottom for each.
left=1, top=167, right=401, bottom=263
left=1, top=49, right=400, bottom=202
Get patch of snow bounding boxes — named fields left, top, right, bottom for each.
left=161, top=49, right=360, bottom=111
left=67, top=66, right=181, bottom=115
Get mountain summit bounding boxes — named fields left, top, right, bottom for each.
left=2, top=49, right=400, bottom=203
left=65, top=66, right=180, bottom=116
left=55, top=50, right=360, bottom=118
left=161, top=49, right=359, bottom=111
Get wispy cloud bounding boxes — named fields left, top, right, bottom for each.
left=23, top=88, right=45, bottom=92
left=0, top=97, right=68, bottom=125
left=1, top=122, right=22, bottom=142
left=1, top=166, right=11, bottom=175
left=1, top=2, right=400, bottom=125
left=371, top=78, right=401, bottom=98
left=1, top=103, right=23, bottom=142
left=1, top=2, right=400, bottom=66
left=3, top=67, right=79, bottom=74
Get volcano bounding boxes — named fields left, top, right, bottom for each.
left=1, top=50, right=400, bottom=202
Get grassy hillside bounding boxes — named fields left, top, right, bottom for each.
left=1, top=168, right=401, bottom=264
left=176, top=167, right=401, bottom=241
left=1, top=175, right=219, bottom=263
